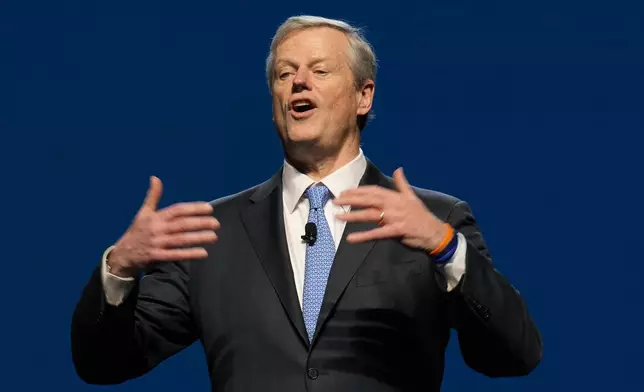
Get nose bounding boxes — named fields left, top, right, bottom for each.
left=292, top=67, right=311, bottom=93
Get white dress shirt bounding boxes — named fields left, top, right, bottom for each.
left=101, top=149, right=467, bottom=307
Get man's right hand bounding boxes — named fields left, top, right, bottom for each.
left=107, top=176, right=220, bottom=278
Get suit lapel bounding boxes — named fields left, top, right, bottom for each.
left=313, top=160, right=390, bottom=342
left=240, top=170, right=310, bottom=348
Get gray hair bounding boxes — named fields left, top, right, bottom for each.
left=265, top=15, right=377, bottom=130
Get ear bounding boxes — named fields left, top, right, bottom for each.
left=356, top=79, right=375, bottom=116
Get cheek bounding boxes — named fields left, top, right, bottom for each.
left=327, top=87, right=357, bottom=116
left=272, top=96, right=286, bottom=117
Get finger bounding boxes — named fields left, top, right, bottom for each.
left=393, top=168, right=414, bottom=195
left=333, top=194, right=385, bottom=209
left=142, top=176, right=163, bottom=210
left=336, top=208, right=381, bottom=223
left=165, top=216, right=221, bottom=234
left=159, top=202, right=214, bottom=220
left=346, top=225, right=401, bottom=243
left=154, top=231, right=218, bottom=248
left=151, top=247, right=210, bottom=261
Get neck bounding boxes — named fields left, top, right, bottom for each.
left=284, top=133, right=360, bottom=181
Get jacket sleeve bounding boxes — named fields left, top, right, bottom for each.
left=445, top=200, right=543, bottom=377
left=70, top=259, right=197, bottom=384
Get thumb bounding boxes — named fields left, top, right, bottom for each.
left=142, top=175, right=163, bottom=210
left=393, top=167, right=413, bottom=195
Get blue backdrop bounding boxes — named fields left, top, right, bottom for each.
left=1, top=0, right=641, bottom=390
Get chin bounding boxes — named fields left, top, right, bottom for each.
left=285, top=122, right=322, bottom=143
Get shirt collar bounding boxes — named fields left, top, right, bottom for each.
left=282, top=148, right=367, bottom=214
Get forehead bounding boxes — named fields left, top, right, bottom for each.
left=275, top=27, right=350, bottom=63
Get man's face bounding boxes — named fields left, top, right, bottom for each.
left=271, top=27, right=373, bottom=154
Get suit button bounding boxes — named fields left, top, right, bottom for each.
left=307, top=368, right=319, bottom=380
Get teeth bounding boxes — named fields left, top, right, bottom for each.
left=291, top=99, right=314, bottom=113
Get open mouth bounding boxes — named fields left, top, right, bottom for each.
left=289, top=99, right=317, bottom=116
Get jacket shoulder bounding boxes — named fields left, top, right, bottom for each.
left=207, top=172, right=278, bottom=212
left=406, top=183, right=464, bottom=221
left=207, top=185, right=260, bottom=214
left=379, top=173, right=462, bottom=219
left=209, top=186, right=256, bottom=209
left=411, top=185, right=461, bottom=207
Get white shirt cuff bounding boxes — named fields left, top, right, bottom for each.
left=100, top=245, right=136, bottom=306
left=436, top=232, right=467, bottom=292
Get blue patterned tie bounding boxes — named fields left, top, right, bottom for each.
left=302, top=184, right=335, bottom=342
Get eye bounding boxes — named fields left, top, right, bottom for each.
left=314, top=70, right=329, bottom=76
left=279, top=72, right=293, bottom=80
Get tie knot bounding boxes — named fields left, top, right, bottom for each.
left=305, top=184, right=331, bottom=210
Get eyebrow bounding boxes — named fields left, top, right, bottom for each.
left=274, top=57, right=330, bottom=69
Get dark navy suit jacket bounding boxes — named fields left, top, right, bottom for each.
left=71, top=160, right=542, bottom=391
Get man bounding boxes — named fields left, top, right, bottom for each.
left=71, top=15, right=542, bottom=392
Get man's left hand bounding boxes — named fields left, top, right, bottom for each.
left=333, top=168, right=448, bottom=251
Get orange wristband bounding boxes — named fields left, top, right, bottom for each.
left=430, top=224, right=454, bottom=255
